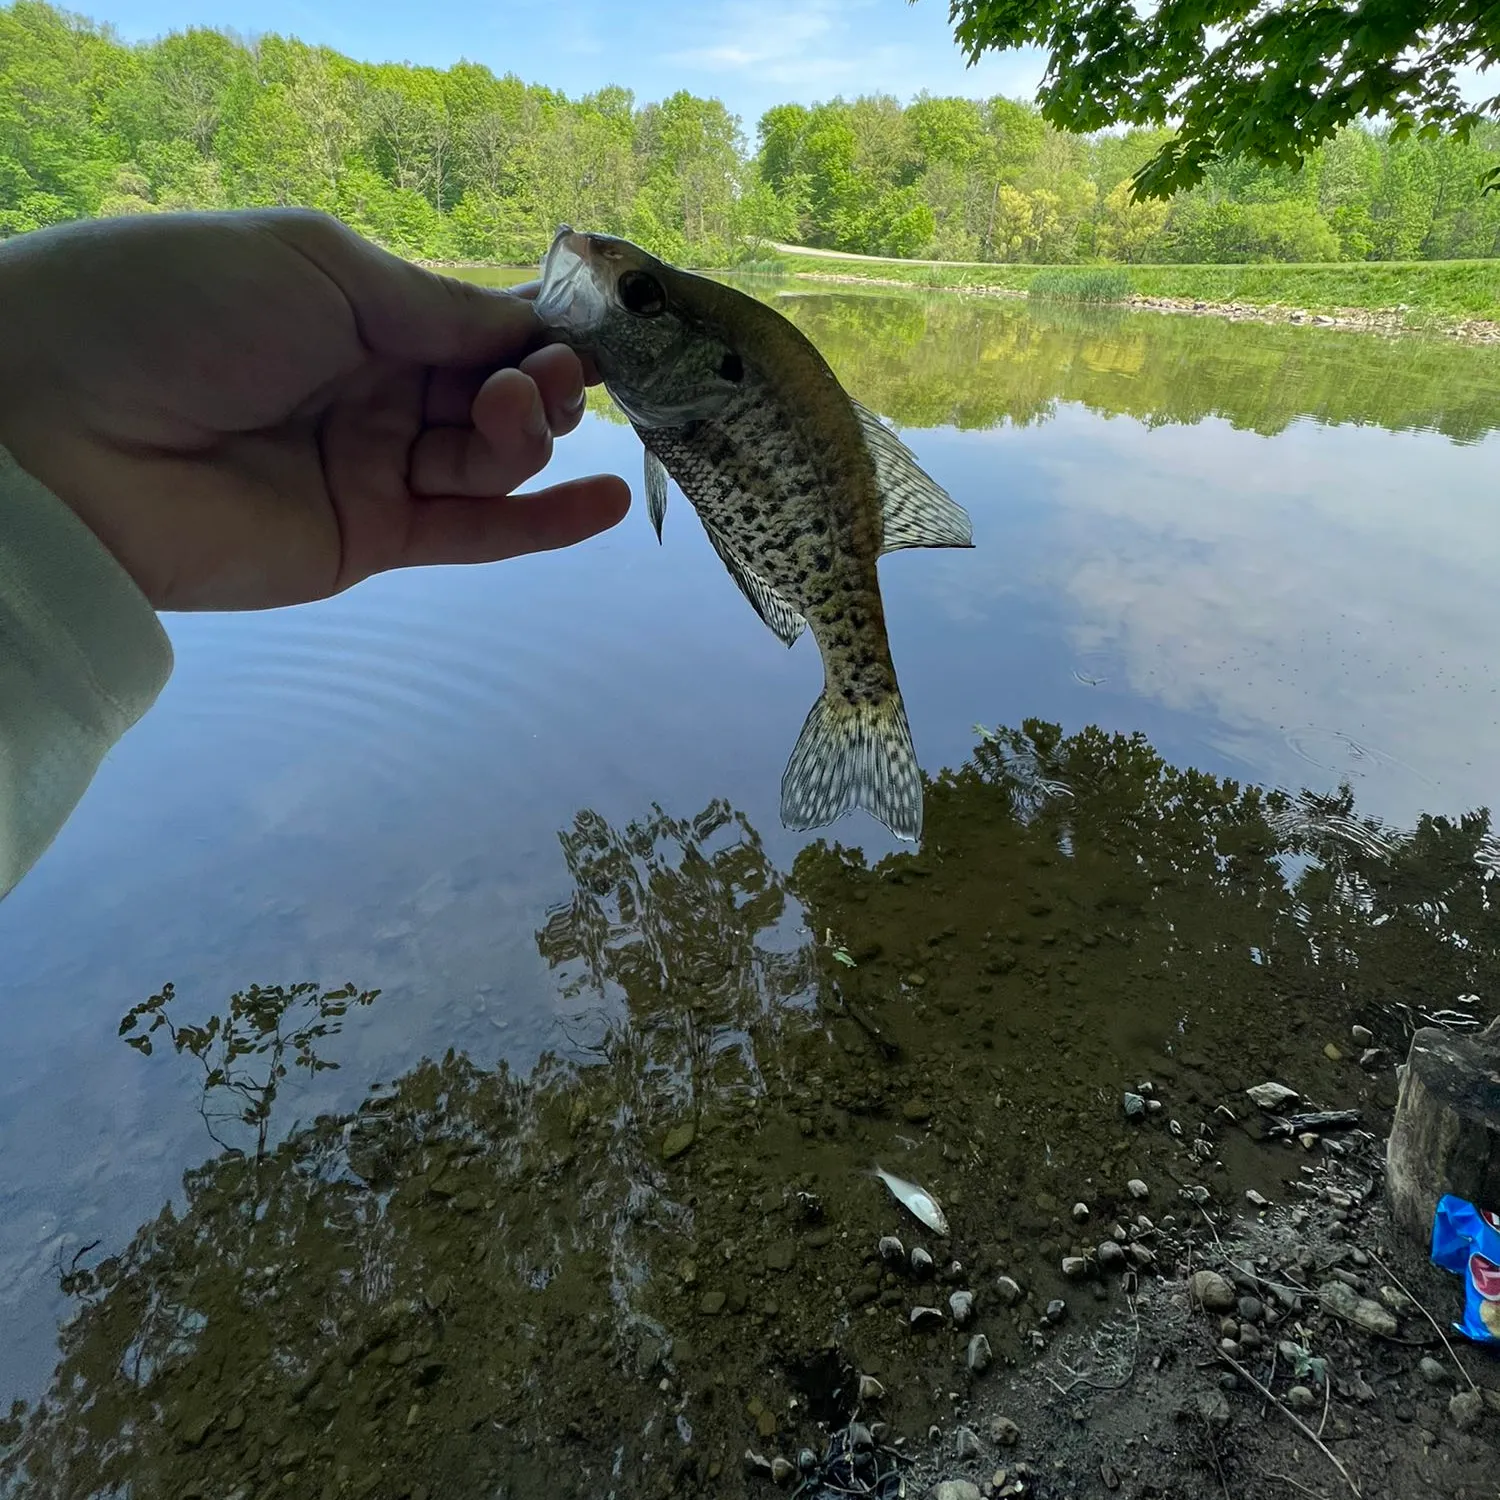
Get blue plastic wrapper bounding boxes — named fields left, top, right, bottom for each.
left=1430, top=1193, right=1500, bottom=1344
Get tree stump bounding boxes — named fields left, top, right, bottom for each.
left=1386, top=1015, right=1500, bottom=1245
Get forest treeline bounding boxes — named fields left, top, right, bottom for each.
left=4, top=1, right=1498, bottom=266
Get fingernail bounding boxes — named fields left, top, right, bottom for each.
left=565, top=388, right=586, bottom=415
left=524, top=393, right=550, bottom=441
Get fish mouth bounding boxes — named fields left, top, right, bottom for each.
left=534, top=225, right=609, bottom=341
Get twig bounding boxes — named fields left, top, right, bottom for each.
left=1217, top=1351, right=1361, bottom=1498
left=1260, top=1342, right=1278, bottom=1420
left=1368, top=1250, right=1479, bottom=1393
left=1317, top=1366, right=1331, bottom=1438
left=1265, top=1473, right=1331, bottom=1500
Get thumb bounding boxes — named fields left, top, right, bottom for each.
left=270, top=208, right=541, bottom=366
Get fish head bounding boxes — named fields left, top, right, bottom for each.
left=533, top=226, right=743, bottom=429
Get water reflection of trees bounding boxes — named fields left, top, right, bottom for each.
left=4, top=726, right=1497, bottom=1499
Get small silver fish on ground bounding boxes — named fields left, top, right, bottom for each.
left=871, top=1165, right=949, bottom=1237
left=532, top=227, right=974, bottom=842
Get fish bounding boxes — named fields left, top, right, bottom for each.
left=532, top=227, right=974, bottom=843
left=871, top=1165, right=949, bottom=1237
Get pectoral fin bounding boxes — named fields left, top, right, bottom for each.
left=852, top=399, right=975, bottom=554
left=698, top=517, right=806, bottom=649
left=643, top=447, right=668, bottom=542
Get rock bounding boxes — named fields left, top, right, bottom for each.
left=1189, top=1270, right=1237, bottom=1313
left=1299, top=1132, right=1319, bottom=1151
left=950, top=1290, right=975, bottom=1326
left=662, top=1123, right=695, bottom=1160
left=994, top=1275, right=1023, bottom=1307
left=744, top=1451, right=774, bottom=1479
left=1126, top=1178, right=1149, bottom=1200
left=902, top=1098, right=933, bottom=1123
left=1097, top=1240, right=1126, bottom=1271
left=967, top=1334, right=993, bottom=1374
left=850, top=1282, right=878, bottom=1307
left=848, top=1425, right=873, bottom=1452
left=910, top=1305, right=945, bottom=1331
left=1324, top=1042, right=1344, bottom=1062
left=1449, top=1390, right=1484, bottom=1432
left=1378, top=1285, right=1414, bottom=1314
left=1245, top=1189, right=1270, bottom=1208
left=911, top=1246, right=935, bottom=1277
left=878, top=1235, right=905, bottom=1264
left=177, top=1410, right=216, bottom=1448
left=1246, top=1082, right=1299, bottom=1111
left=1123, top=1092, right=1146, bottom=1120
left=765, top=1241, right=795, bottom=1273
left=1287, top=1385, right=1317, bottom=1411
left=954, top=1426, right=982, bottom=1460
left=1061, top=1256, right=1089, bottom=1279
left=699, top=1290, right=726, bottom=1315
left=1386, top=1018, right=1500, bottom=1244
left=1072, top=1201, right=1090, bottom=1222
left=771, top=1456, right=798, bottom=1485
left=1317, top=1279, right=1398, bottom=1336
left=799, top=1448, right=820, bottom=1472
left=858, top=1374, right=886, bottom=1402
left=1237, top=1296, right=1264, bottom=1323
left=989, top=1416, right=1020, bottom=1446
left=927, top=1484, right=981, bottom=1500
left=1043, top=1298, right=1067, bottom=1324
left=1360, top=1048, right=1388, bottom=1070
left=1419, top=1357, right=1451, bottom=1387
left=1352, top=1024, right=1374, bottom=1046
left=1196, top=1390, right=1232, bottom=1429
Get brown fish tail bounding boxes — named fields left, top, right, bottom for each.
left=780, top=689, right=923, bottom=842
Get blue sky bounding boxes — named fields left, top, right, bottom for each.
left=84, top=0, right=1050, bottom=134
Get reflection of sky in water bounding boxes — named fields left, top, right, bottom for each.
left=1, top=305, right=1498, bottom=1400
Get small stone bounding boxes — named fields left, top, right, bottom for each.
left=765, top=1241, right=795, bottom=1273
left=994, top=1275, right=1023, bottom=1307
left=955, top=1426, right=982, bottom=1460
left=1317, top=1280, right=1398, bottom=1336
left=847, top=1426, right=873, bottom=1452
left=1189, top=1271, right=1236, bottom=1313
left=1128, top=1242, right=1156, bottom=1268
left=1126, top=1179, right=1149, bottom=1200
left=967, top=1334, right=993, bottom=1373
left=700, top=1290, right=727, bottom=1315
left=1246, top=1083, right=1299, bottom=1111
left=902, top=1098, right=933, bottom=1123
left=177, top=1410, right=215, bottom=1448
left=1123, top=1092, right=1146, bottom=1120
left=1044, top=1298, right=1067, bottom=1324
left=771, top=1456, right=798, bottom=1484
left=1197, top=1390, right=1232, bottom=1429
left=1323, top=1042, right=1343, bottom=1062
left=1287, top=1385, right=1317, bottom=1411
left=1237, top=1296, right=1264, bottom=1323
left=662, top=1123, right=695, bottom=1160
left=1239, top=1323, right=1263, bottom=1351
left=1245, top=1190, right=1270, bottom=1208
left=879, top=1235, right=905, bottom=1264
left=911, top=1246, right=935, bottom=1277
left=849, top=1282, right=878, bottom=1308
left=1378, top=1285, right=1414, bottom=1314
left=1419, top=1357, right=1450, bottom=1386
left=1061, top=1256, right=1089, bottom=1279
left=1299, top=1133, right=1319, bottom=1151
left=744, top=1451, right=774, bottom=1479
left=1351, top=1024, right=1374, bottom=1045
left=927, top=1484, right=981, bottom=1500
left=950, top=1290, right=975, bottom=1326
left=910, top=1305, right=945, bottom=1331
left=1448, top=1390, right=1484, bottom=1432
left=1072, top=1202, right=1090, bottom=1223
left=989, top=1416, right=1020, bottom=1446
left=858, top=1374, right=886, bottom=1402
left=1097, top=1241, right=1126, bottom=1271
left=1360, top=1048, right=1387, bottom=1069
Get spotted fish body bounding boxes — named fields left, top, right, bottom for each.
left=533, top=227, right=974, bottom=841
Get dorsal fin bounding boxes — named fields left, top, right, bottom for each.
left=852, top=399, right=975, bottom=554
left=698, top=516, right=806, bottom=649
left=643, top=447, right=668, bottom=543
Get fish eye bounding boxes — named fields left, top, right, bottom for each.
left=618, top=270, right=666, bottom=317
left=718, top=352, right=744, bottom=383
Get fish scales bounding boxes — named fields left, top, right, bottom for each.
left=533, top=226, right=973, bottom=841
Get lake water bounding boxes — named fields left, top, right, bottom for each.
left=1, top=283, right=1497, bottom=1497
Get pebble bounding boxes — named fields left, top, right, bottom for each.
left=910, top=1305, right=945, bottom=1331
left=662, top=1123, right=695, bottom=1160
left=1287, top=1385, right=1317, bottom=1411
left=1072, top=1202, right=1090, bottom=1223
left=994, top=1275, right=1023, bottom=1307
left=989, top=1416, right=1020, bottom=1446
left=1323, top=1042, right=1344, bottom=1062
left=1351, top=1024, right=1374, bottom=1045
left=1197, top=1390, right=1232, bottom=1429
left=1189, top=1270, right=1237, bottom=1313
left=1449, top=1390, right=1484, bottom=1432
left=771, top=1456, right=797, bottom=1485
left=1061, top=1256, right=1089, bottom=1279
left=765, top=1241, right=795, bottom=1273
left=1245, top=1189, right=1270, bottom=1208
left=954, top=1426, right=982, bottom=1460
left=949, top=1290, right=975, bottom=1326
left=744, top=1451, right=774, bottom=1478
left=1126, top=1179, right=1149, bottom=1200
left=1317, top=1280, right=1398, bottom=1336
left=911, top=1246, right=935, bottom=1277
left=1419, top=1357, right=1450, bottom=1387
left=927, top=1484, right=981, bottom=1500
left=699, top=1290, right=726, bottom=1315
left=879, top=1235, right=905, bottom=1265
left=1043, top=1298, right=1067, bottom=1324
left=1097, top=1240, right=1126, bottom=1271
left=1237, top=1296, right=1264, bottom=1323
left=858, top=1374, right=886, bottom=1402
left=1123, top=1092, right=1146, bottom=1120
left=1246, top=1082, right=1298, bottom=1110
left=903, top=1098, right=933, bottom=1123
left=1360, top=1048, right=1387, bottom=1069
left=967, top=1333, right=993, bottom=1373
left=1299, top=1133, right=1319, bottom=1151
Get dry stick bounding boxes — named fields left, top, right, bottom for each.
left=1316, top=1367, right=1331, bottom=1439
left=1265, top=1473, right=1332, bottom=1500
left=1217, top=1351, right=1362, bottom=1499
left=1368, top=1249, right=1479, bottom=1394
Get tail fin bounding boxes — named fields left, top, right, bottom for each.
left=781, top=691, right=923, bottom=841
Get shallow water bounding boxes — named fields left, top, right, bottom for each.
left=1, top=285, right=1497, bottom=1496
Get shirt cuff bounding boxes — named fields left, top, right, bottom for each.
left=0, top=445, right=173, bottom=896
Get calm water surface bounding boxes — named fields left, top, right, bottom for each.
left=1, top=284, right=1497, bottom=1495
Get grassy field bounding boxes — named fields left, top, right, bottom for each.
left=767, top=250, right=1500, bottom=323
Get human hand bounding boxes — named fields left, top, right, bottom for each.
left=0, top=208, right=630, bottom=611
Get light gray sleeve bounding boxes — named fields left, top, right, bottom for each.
left=0, top=446, right=173, bottom=898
